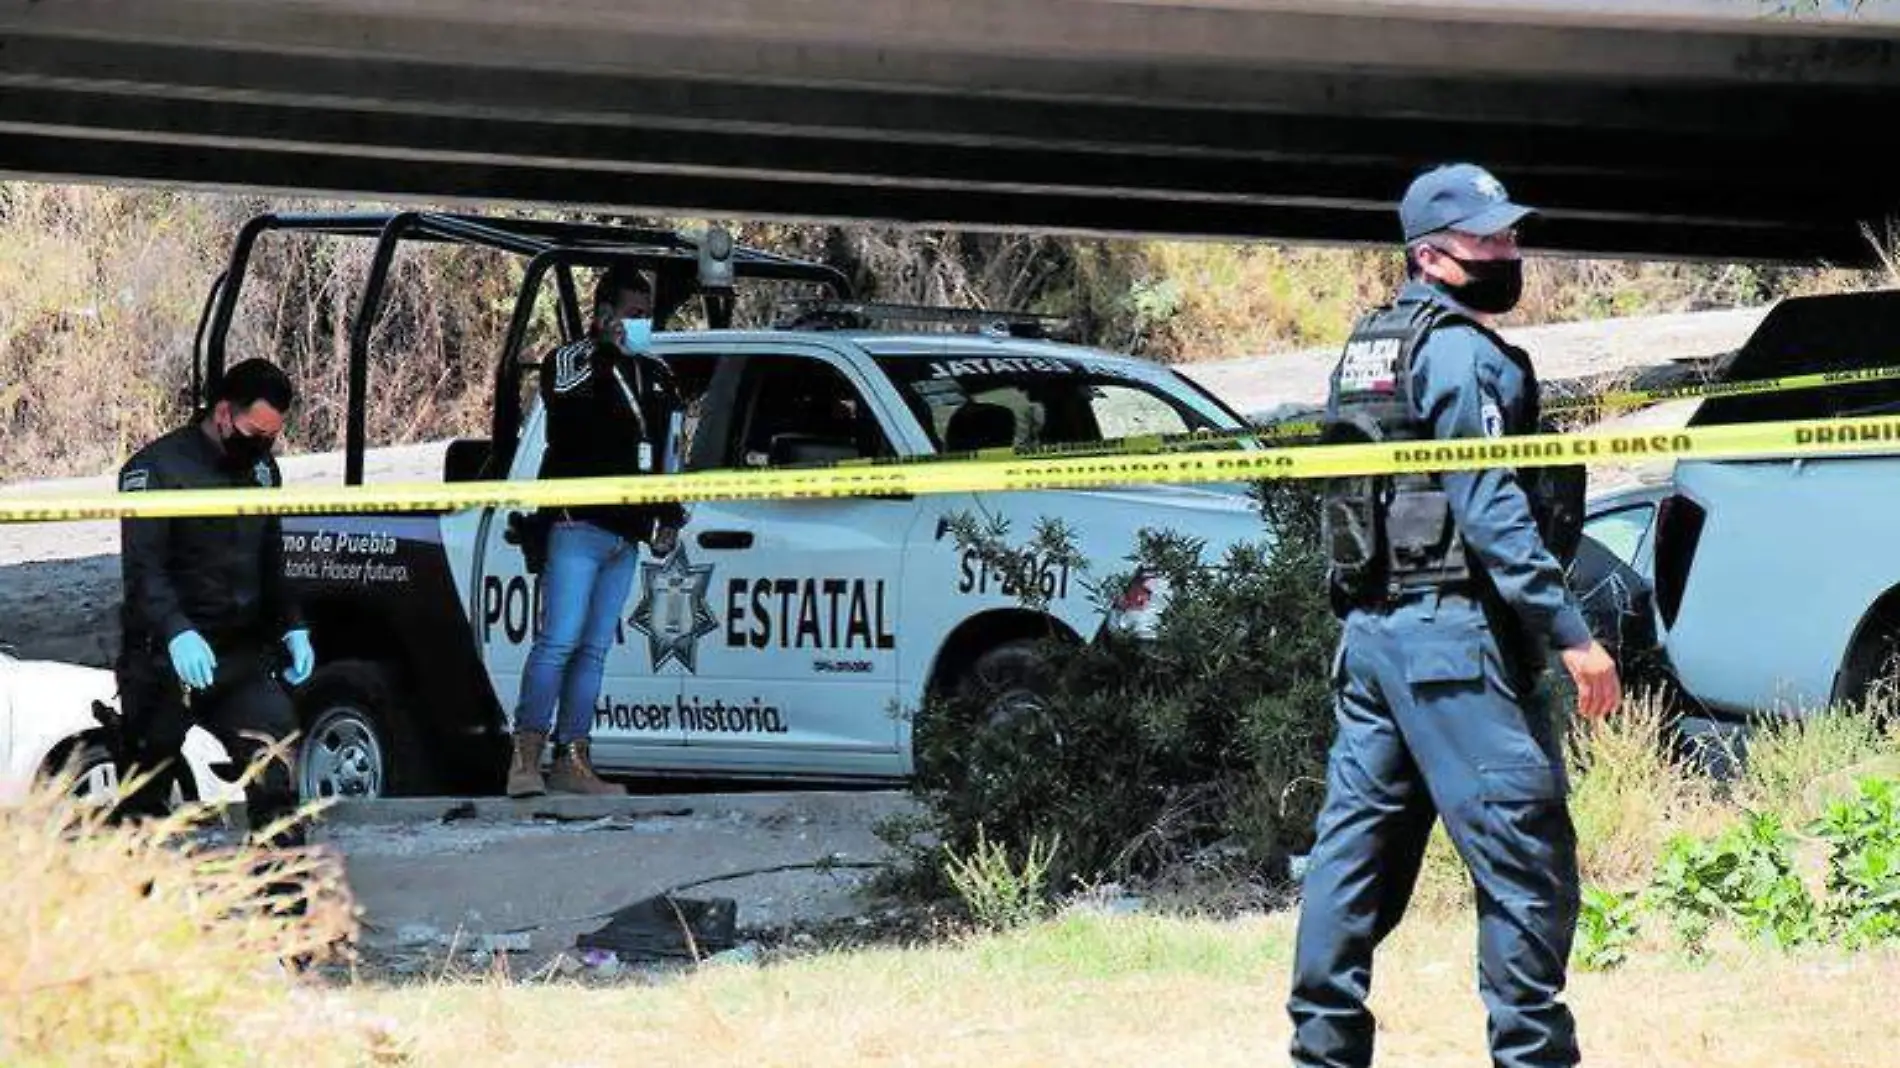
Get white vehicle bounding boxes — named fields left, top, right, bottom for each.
left=190, top=213, right=1268, bottom=797
left=1, top=648, right=240, bottom=807
left=1649, top=289, right=1900, bottom=720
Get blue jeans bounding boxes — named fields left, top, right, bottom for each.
left=513, top=520, right=639, bottom=743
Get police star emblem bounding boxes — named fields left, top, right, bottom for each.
left=629, top=546, right=719, bottom=672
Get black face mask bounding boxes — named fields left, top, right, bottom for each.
left=220, top=427, right=274, bottom=468
left=1437, top=253, right=1524, bottom=315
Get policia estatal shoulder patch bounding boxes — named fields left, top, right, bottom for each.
left=119, top=468, right=150, bottom=492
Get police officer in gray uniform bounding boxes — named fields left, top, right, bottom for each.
left=1286, top=163, right=1621, bottom=1068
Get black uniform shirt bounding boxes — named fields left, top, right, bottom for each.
left=117, top=422, right=301, bottom=649
left=538, top=337, right=686, bottom=543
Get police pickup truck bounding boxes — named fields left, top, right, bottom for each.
left=191, top=212, right=1264, bottom=799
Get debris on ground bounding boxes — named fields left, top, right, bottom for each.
left=575, top=894, right=739, bottom=962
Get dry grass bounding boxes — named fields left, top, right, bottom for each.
left=337, top=907, right=1900, bottom=1068
left=1390, top=688, right=1900, bottom=917
left=1564, top=691, right=1736, bottom=890
left=0, top=185, right=223, bottom=480
left=11, top=693, right=1900, bottom=1067
left=1373, top=690, right=1737, bottom=915
left=330, top=694, right=1900, bottom=1068
left=1126, top=240, right=1401, bottom=359
left=0, top=765, right=392, bottom=1068
left=1736, top=703, right=1900, bottom=823
left=0, top=182, right=568, bottom=482
left=1132, top=236, right=1884, bottom=363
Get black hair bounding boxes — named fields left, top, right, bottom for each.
left=212, top=357, right=295, bottom=413
left=593, top=263, right=652, bottom=310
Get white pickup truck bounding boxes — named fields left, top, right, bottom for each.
left=279, top=330, right=1266, bottom=797
left=194, top=211, right=1269, bottom=799
left=1645, top=289, right=1900, bottom=721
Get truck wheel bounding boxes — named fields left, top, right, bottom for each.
left=953, top=639, right=1063, bottom=783
left=60, top=740, right=124, bottom=805
left=959, top=640, right=1054, bottom=728
left=44, top=738, right=188, bottom=810
left=1840, top=615, right=1900, bottom=724
left=294, top=661, right=430, bottom=800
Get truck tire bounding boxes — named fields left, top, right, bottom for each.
left=1839, top=613, right=1900, bottom=723
left=43, top=737, right=189, bottom=810
left=294, top=661, right=433, bottom=800
left=56, top=739, right=124, bottom=805
left=951, top=639, right=1064, bottom=785
left=958, top=640, right=1054, bottom=729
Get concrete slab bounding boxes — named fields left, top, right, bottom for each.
left=307, top=790, right=920, bottom=973
left=309, top=789, right=913, bottom=828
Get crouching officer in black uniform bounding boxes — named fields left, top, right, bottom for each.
left=110, top=358, right=313, bottom=850
left=1286, top=164, right=1620, bottom=1068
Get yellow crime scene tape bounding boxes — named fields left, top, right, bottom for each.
left=4, top=411, right=1899, bottom=524
left=1223, top=359, right=1900, bottom=445
left=824, top=358, right=1900, bottom=465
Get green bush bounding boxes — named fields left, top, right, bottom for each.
left=1574, top=777, right=1900, bottom=969
left=899, top=480, right=1339, bottom=899
left=1648, top=810, right=1820, bottom=955
left=1574, top=886, right=1642, bottom=971
left=1810, top=778, right=1900, bottom=949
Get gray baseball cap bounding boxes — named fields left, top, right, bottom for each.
left=1399, top=163, right=1535, bottom=242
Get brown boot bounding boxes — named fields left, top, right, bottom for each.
left=547, top=738, right=625, bottom=796
left=506, top=729, right=548, bottom=798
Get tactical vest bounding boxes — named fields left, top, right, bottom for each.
left=1319, top=296, right=1584, bottom=611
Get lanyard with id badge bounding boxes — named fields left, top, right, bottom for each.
left=609, top=316, right=681, bottom=475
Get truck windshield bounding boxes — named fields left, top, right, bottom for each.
left=874, top=352, right=1237, bottom=454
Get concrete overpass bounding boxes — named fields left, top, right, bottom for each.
left=3, top=0, right=1899, bottom=264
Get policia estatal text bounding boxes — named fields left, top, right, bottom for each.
left=109, top=358, right=315, bottom=849
left=1286, top=164, right=1621, bottom=1068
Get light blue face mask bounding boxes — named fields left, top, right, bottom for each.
left=617, top=317, right=654, bottom=355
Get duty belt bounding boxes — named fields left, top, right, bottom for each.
left=1356, top=578, right=1480, bottom=613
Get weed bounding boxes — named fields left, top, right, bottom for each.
left=1, top=179, right=1877, bottom=485
left=1564, top=689, right=1728, bottom=890
left=906, top=481, right=1338, bottom=896
left=1807, top=778, right=1900, bottom=949
left=942, top=825, right=1060, bottom=931
left=1647, top=810, right=1819, bottom=956
left=1575, top=886, right=1643, bottom=971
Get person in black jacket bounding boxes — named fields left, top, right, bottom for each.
left=112, top=358, right=313, bottom=848
left=507, top=265, right=686, bottom=797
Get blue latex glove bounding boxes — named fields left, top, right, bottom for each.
left=283, top=629, right=315, bottom=686
left=167, top=630, right=217, bottom=691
